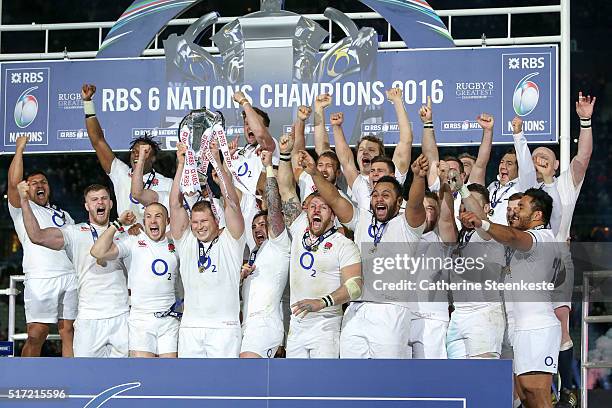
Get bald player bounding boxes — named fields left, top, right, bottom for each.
left=8, top=135, right=77, bottom=357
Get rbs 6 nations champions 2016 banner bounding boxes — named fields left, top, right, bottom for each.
left=0, top=46, right=558, bottom=154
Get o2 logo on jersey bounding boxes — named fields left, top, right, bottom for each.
left=199, top=256, right=218, bottom=273
left=238, top=162, right=251, bottom=178
left=367, top=225, right=376, bottom=238
left=14, top=87, right=39, bottom=128
left=300, top=252, right=317, bottom=277
left=512, top=73, right=539, bottom=116
left=151, top=259, right=171, bottom=281
left=544, top=356, right=556, bottom=368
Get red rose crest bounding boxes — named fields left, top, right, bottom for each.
left=152, top=178, right=159, bottom=186
left=324, top=242, right=333, bottom=250
left=168, top=243, right=176, bottom=253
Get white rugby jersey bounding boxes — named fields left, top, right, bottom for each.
left=487, top=178, right=520, bottom=226
left=242, top=229, right=290, bottom=321
left=507, top=227, right=560, bottom=330
left=61, top=223, right=128, bottom=320
left=413, top=230, right=450, bottom=321
left=556, top=167, right=584, bottom=241
left=9, top=202, right=75, bottom=279
left=108, top=158, right=172, bottom=221
left=175, top=228, right=245, bottom=328
left=115, top=233, right=179, bottom=314
left=343, top=207, right=424, bottom=306
left=231, top=138, right=280, bottom=196
left=452, top=229, right=505, bottom=313
left=289, top=212, right=361, bottom=321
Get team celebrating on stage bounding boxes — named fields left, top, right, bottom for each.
left=8, top=83, right=595, bottom=408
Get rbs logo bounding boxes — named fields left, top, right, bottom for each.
left=10, top=71, right=45, bottom=84
left=508, top=57, right=545, bottom=70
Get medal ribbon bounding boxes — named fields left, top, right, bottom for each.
left=302, top=227, right=337, bottom=252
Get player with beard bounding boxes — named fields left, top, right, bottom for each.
left=170, top=139, right=245, bottom=358
left=18, top=182, right=129, bottom=357
left=446, top=179, right=506, bottom=360
left=7, top=135, right=77, bottom=357
left=303, top=151, right=427, bottom=358
left=462, top=189, right=561, bottom=408
left=239, top=150, right=290, bottom=358
left=276, top=137, right=361, bottom=358
left=90, top=204, right=180, bottom=358
left=229, top=90, right=280, bottom=197
left=409, top=162, right=457, bottom=359
left=82, top=84, right=172, bottom=222
left=327, top=87, right=413, bottom=207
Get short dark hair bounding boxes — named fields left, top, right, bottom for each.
left=24, top=170, right=49, bottom=182
left=443, top=155, right=464, bottom=174
left=252, top=210, right=268, bottom=225
left=357, top=135, right=385, bottom=157
left=524, top=188, right=553, bottom=225
left=317, top=151, right=341, bottom=173
left=83, top=184, right=110, bottom=200
left=467, top=183, right=490, bottom=204
left=371, top=155, right=395, bottom=174
left=508, top=192, right=524, bottom=202
left=145, top=202, right=168, bottom=218
left=242, top=107, right=271, bottom=128
left=191, top=200, right=214, bottom=215
left=424, top=190, right=440, bottom=202
left=458, top=152, right=477, bottom=162
left=129, top=134, right=161, bottom=156
left=373, top=175, right=402, bottom=198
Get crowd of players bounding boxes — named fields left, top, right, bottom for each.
left=7, top=84, right=595, bottom=408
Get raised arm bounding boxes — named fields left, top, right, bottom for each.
left=511, top=117, right=537, bottom=191
left=131, top=144, right=159, bottom=205
left=90, top=211, right=135, bottom=261
left=461, top=211, right=534, bottom=252
left=292, top=105, right=312, bottom=181
left=405, top=155, right=428, bottom=228
left=210, top=139, right=244, bottom=239
left=8, top=136, right=28, bottom=208
left=261, top=150, right=285, bottom=239
left=233, top=90, right=275, bottom=152
left=437, top=168, right=458, bottom=243
left=469, top=113, right=494, bottom=185
left=278, top=132, right=303, bottom=228
left=169, top=144, right=190, bottom=239
left=329, top=112, right=359, bottom=187
left=572, top=91, right=595, bottom=186
left=297, top=150, right=354, bottom=224
left=17, top=181, right=64, bottom=250
left=419, top=96, right=439, bottom=187
left=313, top=94, right=332, bottom=154
left=82, top=84, right=116, bottom=174
left=387, top=88, right=412, bottom=176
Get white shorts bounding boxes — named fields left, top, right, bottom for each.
left=129, top=312, right=179, bottom=355
left=73, top=313, right=129, bottom=358
left=241, top=316, right=284, bottom=357
left=340, top=302, right=411, bottom=359
left=178, top=326, right=241, bottom=358
left=408, top=315, right=448, bottom=359
left=24, top=274, right=78, bottom=324
left=286, top=315, right=340, bottom=358
left=513, top=324, right=561, bottom=375
left=446, top=305, right=505, bottom=358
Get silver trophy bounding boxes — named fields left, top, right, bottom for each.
left=178, top=108, right=224, bottom=160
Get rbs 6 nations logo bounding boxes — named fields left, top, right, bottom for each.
left=512, top=73, right=539, bottom=117
left=14, top=87, right=39, bottom=128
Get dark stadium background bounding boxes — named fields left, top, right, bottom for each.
left=0, top=0, right=610, bottom=396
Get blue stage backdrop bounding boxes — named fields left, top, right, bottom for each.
left=1, top=45, right=557, bottom=154
left=0, top=358, right=512, bottom=407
